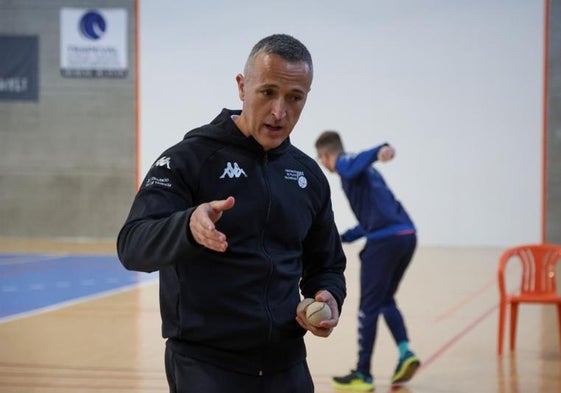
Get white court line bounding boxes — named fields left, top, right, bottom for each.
left=0, top=277, right=158, bottom=324
left=0, top=254, right=70, bottom=266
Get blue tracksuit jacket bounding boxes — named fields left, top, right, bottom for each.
left=335, top=145, right=415, bottom=242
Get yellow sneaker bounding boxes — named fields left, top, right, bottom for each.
left=332, top=369, right=374, bottom=391
left=391, top=351, right=420, bottom=384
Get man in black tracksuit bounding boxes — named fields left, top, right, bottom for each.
left=117, top=34, right=346, bottom=393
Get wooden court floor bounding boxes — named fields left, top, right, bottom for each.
left=1, top=239, right=560, bottom=392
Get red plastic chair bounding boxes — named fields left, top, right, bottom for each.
left=497, top=243, right=561, bottom=355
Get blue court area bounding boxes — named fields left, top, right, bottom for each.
left=0, top=253, right=157, bottom=321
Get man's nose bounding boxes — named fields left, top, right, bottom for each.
left=271, top=98, right=287, bottom=120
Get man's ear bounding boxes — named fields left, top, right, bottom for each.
left=235, top=74, right=245, bottom=101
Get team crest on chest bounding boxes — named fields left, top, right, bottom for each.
left=284, top=169, right=307, bottom=189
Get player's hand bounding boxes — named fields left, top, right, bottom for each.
left=296, top=290, right=339, bottom=338
left=378, top=145, right=395, bottom=162
left=189, top=196, right=235, bottom=252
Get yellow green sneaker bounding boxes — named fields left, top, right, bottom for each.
left=391, top=351, right=420, bottom=384
left=332, top=369, right=374, bottom=391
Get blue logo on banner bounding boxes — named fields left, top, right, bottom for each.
left=79, top=11, right=106, bottom=40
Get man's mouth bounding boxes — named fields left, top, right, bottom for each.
left=264, top=124, right=283, bottom=132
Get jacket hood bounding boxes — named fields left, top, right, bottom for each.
left=183, top=108, right=291, bottom=157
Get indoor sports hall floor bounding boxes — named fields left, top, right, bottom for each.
left=0, top=239, right=560, bottom=393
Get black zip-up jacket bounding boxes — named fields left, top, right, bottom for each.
left=117, top=108, right=346, bottom=376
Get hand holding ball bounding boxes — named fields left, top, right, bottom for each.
left=307, top=301, right=332, bottom=327
left=297, top=298, right=332, bottom=327
left=296, top=298, right=315, bottom=314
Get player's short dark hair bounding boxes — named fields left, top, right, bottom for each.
left=245, top=34, right=313, bottom=77
left=315, top=130, right=344, bottom=153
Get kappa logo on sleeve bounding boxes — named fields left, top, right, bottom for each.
left=152, top=156, right=171, bottom=170
left=219, top=162, right=247, bottom=179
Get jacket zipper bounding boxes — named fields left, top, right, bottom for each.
left=259, top=152, right=273, bottom=376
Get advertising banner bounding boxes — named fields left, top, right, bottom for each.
left=60, top=8, right=128, bottom=78
left=0, top=35, right=39, bottom=101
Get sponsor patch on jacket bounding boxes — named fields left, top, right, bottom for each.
left=145, top=176, right=172, bottom=188
left=284, top=169, right=307, bottom=189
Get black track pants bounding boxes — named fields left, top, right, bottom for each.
left=165, top=343, right=314, bottom=393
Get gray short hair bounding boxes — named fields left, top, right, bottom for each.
left=244, top=34, right=313, bottom=77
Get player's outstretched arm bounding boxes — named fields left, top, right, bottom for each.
left=377, top=145, right=395, bottom=162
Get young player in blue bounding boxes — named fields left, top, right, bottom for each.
left=315, top=130, right=420, bottom=391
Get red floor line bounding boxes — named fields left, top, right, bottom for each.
left=433, top=278, right=496, bottom=323
left=423, top=303, right=497, bottom=370
left=382, top=303, right=498, bottom=393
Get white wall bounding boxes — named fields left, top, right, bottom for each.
left=140, top=0, right=544, bottom=247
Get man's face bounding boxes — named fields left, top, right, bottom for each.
left=317, top=148, right=337, bottom=173
left=235, top=52, right=312, bottom=151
